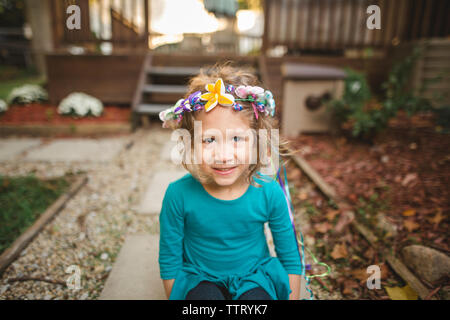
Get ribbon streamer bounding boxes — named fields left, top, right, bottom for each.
left=270, top=155, right=332, bottom=300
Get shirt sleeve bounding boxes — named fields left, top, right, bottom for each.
left=268, top=180, right=303, bottom=275
left=158, top=183, right=184, bottom=279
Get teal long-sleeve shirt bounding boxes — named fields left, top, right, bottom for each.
left=158, top=173, right=302, bottom=299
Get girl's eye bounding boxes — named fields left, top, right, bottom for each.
left=203, top=137, right=215, bottom=144
left=233, top=136, right=242, bottom=142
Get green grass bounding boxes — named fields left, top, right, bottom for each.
left=0, top=65, right=45, bottom=101
left=0, top=174, right=70, bottom=254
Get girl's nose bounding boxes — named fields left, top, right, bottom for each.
left=214, top=142, right=235, bottom=164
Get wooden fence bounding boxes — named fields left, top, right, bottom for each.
left=263, top=0, right=450, bottom=53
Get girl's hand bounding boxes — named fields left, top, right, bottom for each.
left=288, top=274, right=301, bottom=300
left=163, top=279, right=175, bottom=299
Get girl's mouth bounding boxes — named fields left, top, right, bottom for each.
left=212, top=166, right=237, bottom=175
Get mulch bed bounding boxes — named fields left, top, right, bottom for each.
left=287, top=160, right=404, bottom=300
left=290, top=110, right=449, bottom=257
left=286, top=111, right=449, bottom=298
left=0, top=104, right=131, bottom=125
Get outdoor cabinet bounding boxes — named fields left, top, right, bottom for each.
left=281, top=63, right=346, bottom=137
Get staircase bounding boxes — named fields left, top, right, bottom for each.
left=131, top=54, right=262, bottom=130
left=131, top=55, right=201, bottom=130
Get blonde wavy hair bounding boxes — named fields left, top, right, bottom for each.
left=169, top=62, right=293, bottom=187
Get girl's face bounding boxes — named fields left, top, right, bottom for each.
left=194, top=106, right=254, bottom=188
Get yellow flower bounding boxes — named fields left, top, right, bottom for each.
left=200, top=78, right=235, bottom=112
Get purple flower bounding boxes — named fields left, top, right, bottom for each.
left=188, top=91, right=201, bottom=105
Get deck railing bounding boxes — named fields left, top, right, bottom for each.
left=50, top=0, right=150, bottom=50
left=49, top=0, right=261, bottom=55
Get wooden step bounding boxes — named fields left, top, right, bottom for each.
left=135, top=103, right=172, bottom=114
left=148, top=66, right=201, bottom=76
left=143, top=84, right=187, bottom=94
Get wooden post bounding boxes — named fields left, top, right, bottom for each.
left=262, top=0, right=270, bottom=55
left=144, top=0, right=150, bottom=49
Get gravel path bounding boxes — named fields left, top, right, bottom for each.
left=0, top=127, right=174, bottom=300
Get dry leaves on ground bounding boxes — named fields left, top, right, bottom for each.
left=331, top=243, right=348, bottom=260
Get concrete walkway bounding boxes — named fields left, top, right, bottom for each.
left=0, top=138, right=42, bottom=162
left=0, top=136, right=130, bottom=163
left=136, top=170, right=187, bottom=215
left=99, top=234, right=165, bottom=300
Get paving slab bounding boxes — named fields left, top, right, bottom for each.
left=99, top=234, right=165, bottom=300
left=24, top=138, right=127, bottom=162
left=0, top=138, right=42, bottom=161
left=137, top=170, right=187, bottom=215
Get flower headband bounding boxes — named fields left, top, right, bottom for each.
left=159, top=78, right=276, bottom=129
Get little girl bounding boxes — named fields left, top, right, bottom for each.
left=158, top=64, right=302, bottom=300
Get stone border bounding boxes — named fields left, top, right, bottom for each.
left=290, top=154, right=437, bottom=300
left=0, top=174, right=88, bottom=276
left=0, top=123, right=131, bottom=137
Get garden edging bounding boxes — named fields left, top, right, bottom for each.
left=0, top=174, right=88, bottom=276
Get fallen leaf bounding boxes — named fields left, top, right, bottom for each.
left=331, top=243, right=348, bottom=260
left=427, top=209, right=444, bottom=225
left=326, top=209, right=340, bottom=221
left=402, top=209, right=416, bottom=217
left=385, top=285, right=418, bottom=300
left=380, top=263, right=389, bottom=279
left=332, top=169, right=341, bottom=177
left=350, top=268, right=368, bottom=284
left=403, top=219, right=420, bottom=232
left=314, top=222, right=332, bottom=234
left=347, top=193, right=358, bottom=203
left=351, top=263, right=389, bottom=285
left=297, top=192, right=308, bottom=201
left=402, top=173, right=418, bottom=186
left=342, top=279, right=359, bottom=295
left=363, top=247, right=376, bottom=260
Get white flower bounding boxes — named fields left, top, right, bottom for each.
left=58, top=92, right=103, bottom=117
left=350, top=81, right=361, bottom=93
left=7, top=84, right=47, bottom=105
left=0, top=99, right=7, bottom=112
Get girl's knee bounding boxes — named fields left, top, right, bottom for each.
left=237, top=287, right=273, bottom=300
left=186, top=281, right=226, bottom=300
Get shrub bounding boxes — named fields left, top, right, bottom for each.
left=327, top=68, right=385, bottom=138
left=0, top=99, right=7, bottom=113
left=328, top=47, right=438, bottom=140
left=7, top=84, right=48, bottom=105
left=58, top=92, right=103, bottom=117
